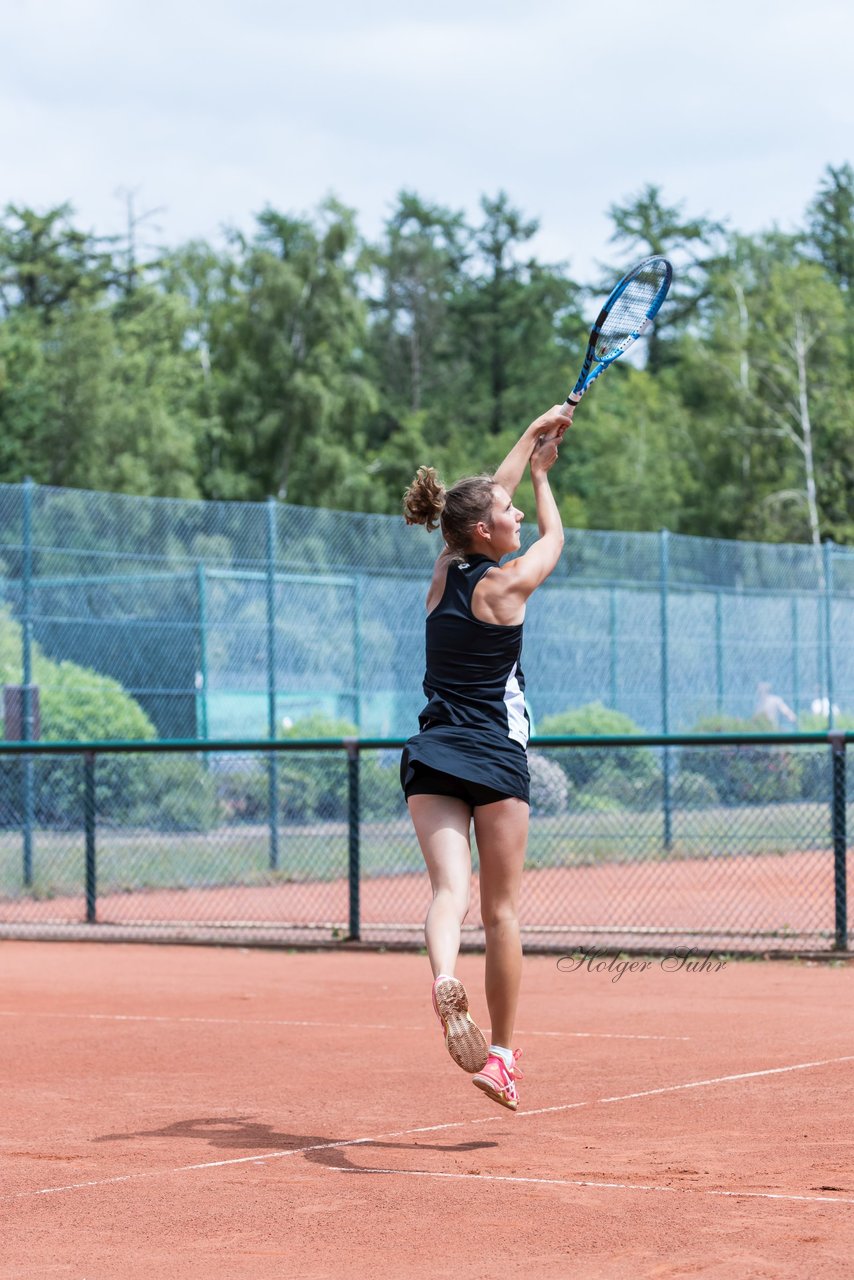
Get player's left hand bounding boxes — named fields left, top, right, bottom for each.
left=528, top=403, right=574, bottom=442
left=554, top=402, right=575, bottom=441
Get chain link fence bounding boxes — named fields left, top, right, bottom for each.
left=0, top=482, right=852, bottom=952
left=0, top=482, right=852, bottom=743
left=0, top=734, right=849, bottom=954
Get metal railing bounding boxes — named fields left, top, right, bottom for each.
left=0, top=733, right=849, bottom=954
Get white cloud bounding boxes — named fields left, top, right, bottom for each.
left=1, top=0, right=851, bottom=277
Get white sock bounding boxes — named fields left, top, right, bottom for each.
left=489, top=1044, right=513, bottom=1069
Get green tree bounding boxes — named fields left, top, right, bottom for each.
left=740, top=251, right=851, bottom=546
left=449, top=194, right=582, bottom=439
left=606, top=185, right=724, bottom=372
left=807, top=163, right=854, bottom=292
left=0, top=204, right=115, bottom=320
left=657, top=216, right=854, bottom=545
left=663, top=233, right=789, bottom=540
left=199, top=200, right=378, bottom=504
left=0, top=202, right=210, bottom=496
left=368, top=191, right=469, bottom=417
left=0, top=291, right=210, bottom=496
left=807, top=162, right=854, bottom=383
left=0, top=309, right=54, bottom=479
left=356, top=194, right=471, bottom=512
left=557, top=366, right=694, bottom=532
left=96, top=289, right=212, bottom=497
left=157, top=238, right=238, bottom=497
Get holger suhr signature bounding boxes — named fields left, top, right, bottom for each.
left=557, top=946, right=727, bottom=983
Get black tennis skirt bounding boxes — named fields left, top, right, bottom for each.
left=399, top=724, right=530, bottom=805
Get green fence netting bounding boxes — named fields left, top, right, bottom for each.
left=0, top=482, right=852, bottom=742
left=0, top=482, right=851, bottom=953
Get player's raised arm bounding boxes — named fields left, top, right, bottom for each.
left=492, top=404, right=574, bottom=498
left=522, top=431, right=566, bottom=587
left=470, top=433, right=565, bottom=630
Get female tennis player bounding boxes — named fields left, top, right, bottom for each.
left=400, top=401, right=573, bottom=1110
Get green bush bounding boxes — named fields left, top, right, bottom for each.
left=681, top=715, right=803, bottom=805
left=362, top=752, right=408, bottom=821
left=35, top=660, right=158, bottom=824
left=214, top=757, right=302, bottom=824
left=128, top=756, right=221, bottom=832
left=216, top=760, right=269, bottom=822
left=796, top=710, right=854, bottom=801
left=605, top=771, right=663, bottom=811
left=673, top=770, right=720, bottom=809
left=214, top=743, right=406, bottom=826
left=0, top=609, right=221, bottom=830
left=575, top=789, right=627, bottom=813
left=280, top=714, right=356, bottom=821
left=0, top=651, right=158, bottom=828
left=571, top=766, right=721, bottom=811
left=281, top=719, right=406, bottom=823
left=538, top=702, right=659, bottom=795
left=0, top=607, right=26, bottom=680
left=797, top=711, right=854, bottom=732
left=39, top=659, right=155, bottom=741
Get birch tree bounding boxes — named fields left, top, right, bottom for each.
left=745, top=256, right=847, bottom=548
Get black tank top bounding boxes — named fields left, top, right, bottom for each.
left=418, top=554, right=529, bottom=748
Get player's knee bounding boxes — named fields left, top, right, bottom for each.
left=480, top=900, right=519, bottom=930
left=433, top=882, right=470, bottom=917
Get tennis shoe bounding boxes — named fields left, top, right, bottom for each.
left=472, top=1049, right=523, bottom=1110
left=431, top=976, right=489, bottom=1074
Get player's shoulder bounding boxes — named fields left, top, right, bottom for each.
left=481, top=543, right=557, bottom=599
left=477, top=555, right=528, bottom=593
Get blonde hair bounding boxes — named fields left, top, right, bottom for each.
left=403, top=467, right=496, bottom=559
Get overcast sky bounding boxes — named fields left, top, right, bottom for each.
left=2, top=0, right=852, bottom=280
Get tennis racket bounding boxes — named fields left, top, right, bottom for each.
left=566, top=256, right=673, bottom=405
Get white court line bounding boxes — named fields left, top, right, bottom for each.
left=3, top=1053, right=852, bottom=1204
left=329, top=1166, right=854, bottom=1207
left=519, top=1054, right=854, bottom=1119
left=0, top=1010, right=687, bottom=1041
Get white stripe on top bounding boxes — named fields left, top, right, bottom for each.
left=503, top=662, right=529, bottom=748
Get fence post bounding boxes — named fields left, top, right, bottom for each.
left=196, top=563, right=209, bottom=741
left=609, top=586, right=618, bottom=711
left=266, top=498, right=280, bottom=871
left=21, top=477, right=35, bottom=887
left=345, top=739, right=361, bottom=942
left=353, top=576, right=364, bottom=730
left=84, top=751, right=97, bottom=924
left=791, top=596, right=800, bottom=719
left=659, top=529, right=672, bottom=849
left=714, top=589, right=724, bottom=714
left=822, top=541, right=835, bottom=730
left=830, top=732, right=847, bottom=952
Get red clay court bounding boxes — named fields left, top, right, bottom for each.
left=2, top=940, right=853, bottom=1279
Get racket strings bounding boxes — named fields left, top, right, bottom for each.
left=595, top=264, right=668, bottom=361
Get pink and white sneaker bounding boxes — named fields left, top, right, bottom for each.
left=431, top=975, right=489, bottom=1074
left=472, top=1049, right=524, bottom=1110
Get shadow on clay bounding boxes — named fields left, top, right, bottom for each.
left=92, top=1116, right=497, bottom=1170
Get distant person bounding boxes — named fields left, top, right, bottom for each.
left=400, top=401, right=573, bottom=1110
left=754, top=682, right=797, bottom=728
